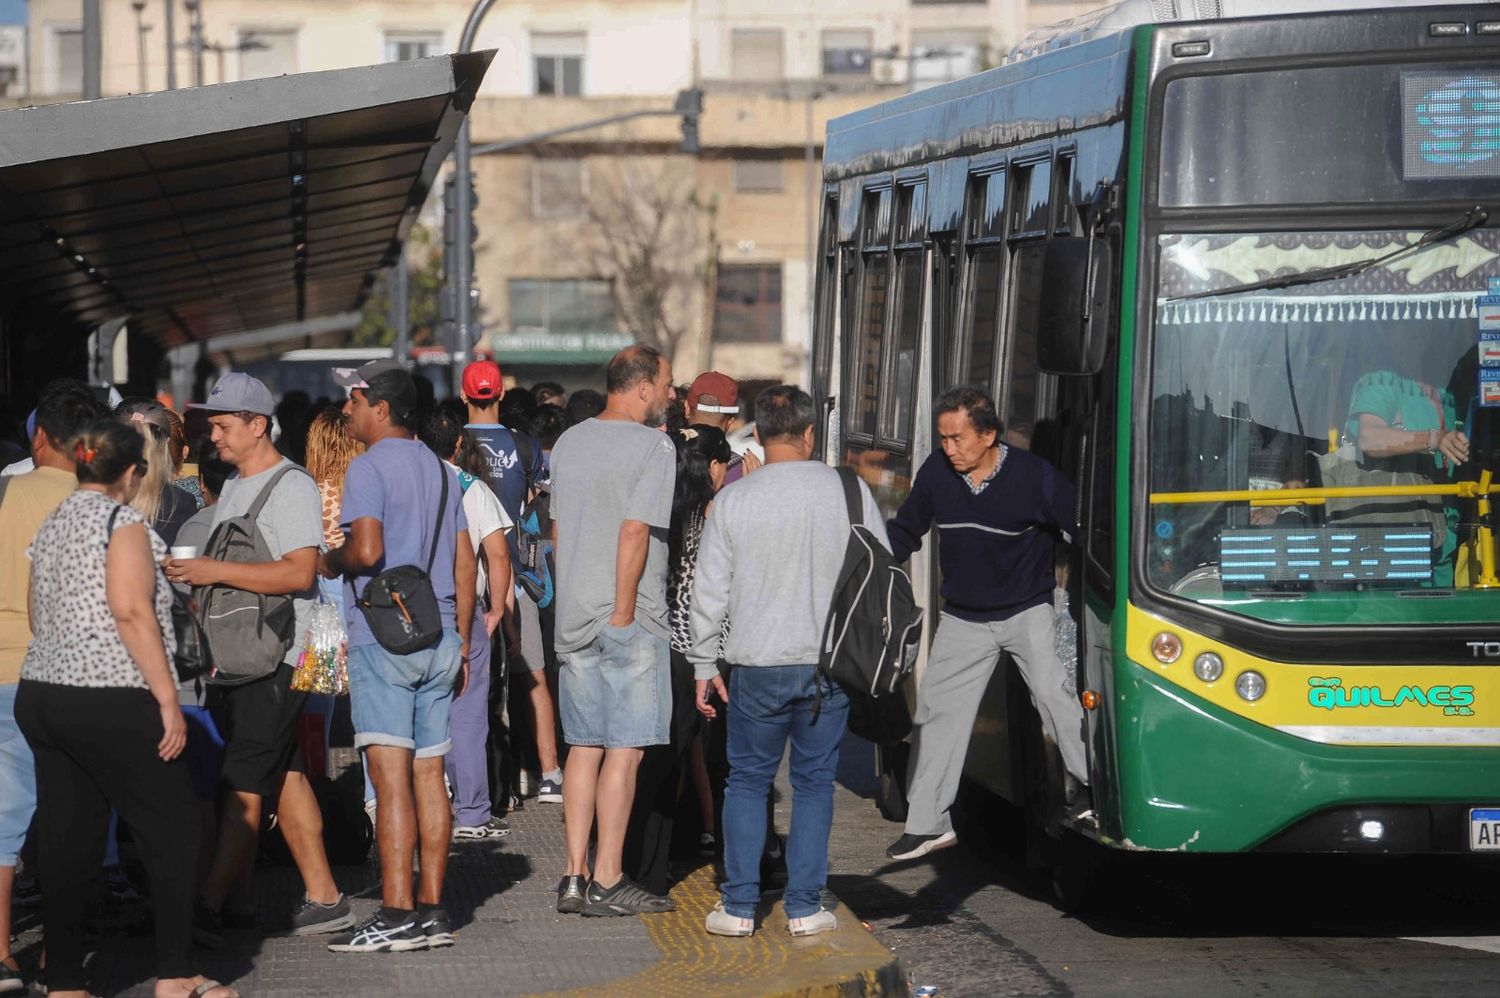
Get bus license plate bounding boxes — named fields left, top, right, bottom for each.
left=1470, top=809, right=1500, bottom=851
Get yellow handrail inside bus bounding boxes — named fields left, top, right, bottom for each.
left=1149, top=480, right=1500, bottom=507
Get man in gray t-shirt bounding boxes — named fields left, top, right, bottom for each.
left=164, top=373, right=351, bottom=940
left=547, top=344, right=679, bottom=918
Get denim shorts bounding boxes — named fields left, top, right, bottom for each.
left=0, top=683, right=36, bottom=867
left=558, top=621, right=670, bottom=749
left=349, top=630, right=463, bottom=758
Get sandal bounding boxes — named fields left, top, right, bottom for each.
left=189, top=981, right=238, bottom=998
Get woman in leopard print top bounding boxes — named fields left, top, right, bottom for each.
left=16, top=419, right=236, bottom=998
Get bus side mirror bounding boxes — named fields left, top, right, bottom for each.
left=1037, top=236, right=1111, bottom=376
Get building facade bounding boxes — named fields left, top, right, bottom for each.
left=22, top=0, right=1095, bottom=389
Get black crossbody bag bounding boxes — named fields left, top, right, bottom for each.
left=355, top=455, right=449, bottom=654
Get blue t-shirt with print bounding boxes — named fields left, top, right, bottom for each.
left=340, top=437, right=469, bottom=648
left=464, top=423, right=543, bottom=525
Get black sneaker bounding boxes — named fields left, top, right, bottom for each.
left=453, top=816, right=510, bottom=839
left=418, top=906, right=454, bottom=948
left=556, top=875, right=586, bottom=914
left=326, top=908, right=428, bottom=953
left=0, top=961, right=23, bottom=996
left=192, top=899, right=224, bottom=949
left=886, top=830, right=958, bottom=861
left=288, top=893, right=356, bottom=936
left=581, top=877, right=675, bottom=917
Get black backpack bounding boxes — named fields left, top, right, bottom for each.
left=105, top=504, right=212, bottom=685
left=818, top=468, right=923, bottom=719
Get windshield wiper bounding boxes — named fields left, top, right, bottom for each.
left=1166, top=205, right=1491, bottom=304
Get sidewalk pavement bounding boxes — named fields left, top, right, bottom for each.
left=12, top=739, right=909, bottom=997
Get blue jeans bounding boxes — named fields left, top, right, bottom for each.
left=0, top=682, right=36, bottom=867
left=721, top=665, right=848, bottom=920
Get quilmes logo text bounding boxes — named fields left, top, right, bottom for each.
left=1307, top=677, right=1475, bottom=717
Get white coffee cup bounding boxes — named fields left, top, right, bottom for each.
left=170, top=545, right=199, bottom=560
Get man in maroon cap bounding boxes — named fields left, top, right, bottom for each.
left=460, top=361, right=563, bottom=808
left=686, top=372, right=761, bottom=483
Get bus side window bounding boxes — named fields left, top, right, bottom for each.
left=879, top=182, right=927, bottom=445
left=961, top=171, right=1005, bottom=393
left=849, top=187, right=893, bottom=441
left=1053, top=151, right=1076, bottom=235
left=1004, top=158, right=1051, bottom=442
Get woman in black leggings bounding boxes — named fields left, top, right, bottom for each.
left=14, top=419, right=236, bottom=998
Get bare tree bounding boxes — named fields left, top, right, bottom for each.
left=577, top=159, right=716, bottom=361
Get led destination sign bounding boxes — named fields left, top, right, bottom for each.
left=1220, top=525, right=1434, bottom=585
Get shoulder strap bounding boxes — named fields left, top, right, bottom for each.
left=836, top=467, right=863, bottom=529
left=245, top=464, right=308, bottom=523
left=0, top=475, right=9, bottom=509
left=512, top=431, right=537, bottom=492
left=425, top=454, right=449, bottom=574
left=105, top=503, right=123, bottom=542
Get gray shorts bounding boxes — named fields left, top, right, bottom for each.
left=510, top=596, right=546, bottom=674
left=558, top=621, right=670, bottom=749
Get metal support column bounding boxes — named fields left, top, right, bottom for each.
left=392, top=257, right=410, bottom=366
left=83, top=0, right=102, bottom=99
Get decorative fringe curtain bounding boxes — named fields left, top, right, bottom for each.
left=1155, top=292, right=1480, bottom=326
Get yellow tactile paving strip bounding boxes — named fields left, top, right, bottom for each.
left=538, top=864, right=908, bottom=998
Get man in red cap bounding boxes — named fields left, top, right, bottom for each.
left=460, top=361, right=563, bottom=808
left=686, top=372, right=761, bottom=483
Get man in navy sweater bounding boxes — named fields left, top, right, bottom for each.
left=885, top=387, right=1087, bottom=861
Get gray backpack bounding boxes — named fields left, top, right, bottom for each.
left=195, top=465, right=309, bottom=686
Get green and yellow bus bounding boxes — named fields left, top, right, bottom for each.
left=814, top=1, right=1500, bottom=860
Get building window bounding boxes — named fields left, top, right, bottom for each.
left=238, top=29, right=297, bottom=80
left=385, top=32, right=442, bottom=63
left=533, top=33, right=584, bottom=96
left=509, top=279, right=614, bottom=333
left=731, top=159, right=783, bottom=194
left=910, top=30, right=986, bottom=89
left=730, top=29, right=783, bottom=82
left=714, top=264, right=782, bottom=344
left=821, top=29, right=872, bottom=77
left=50, top=26, right=82, bottom=94
left=532, top=159, right=586, bottom=219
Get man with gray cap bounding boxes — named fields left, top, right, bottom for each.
left=165, top=372, right=352, bottom=944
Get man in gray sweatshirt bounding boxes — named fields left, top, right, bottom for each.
left=688, top=385, right=887, bottom=939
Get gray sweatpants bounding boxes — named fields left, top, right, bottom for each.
left=904, top=605, right=1088, bottom=837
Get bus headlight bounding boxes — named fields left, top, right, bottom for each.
left=1193, top=652, right=1224, bottom=683
left=1151, top=632, right=1183, bottom=664
left=1235, top=670, right=1267, bottom=702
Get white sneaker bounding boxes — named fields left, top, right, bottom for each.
left=704, top=902, right=754, bottom=937
left=787, top=908, right=837, bottom=937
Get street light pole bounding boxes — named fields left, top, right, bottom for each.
left=184, top=0, right=204, bottom=86
left=132, top=1, right=149, bottom=93
left=451, top=0, right=501, bottom=384
left=164, top=0, right=177, bottom=90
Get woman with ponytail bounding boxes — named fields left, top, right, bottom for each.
left=624, top=425, right=733, bottom=896
left=16, top=418, right=237, bottom=998
left=116, top=398, right=197, bottom=546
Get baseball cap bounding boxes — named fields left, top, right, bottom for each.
left=332, top=358, right=405, bottom=391
left=461, top=360, right=504, bottom=401
left=687, top=371, right=739, bottom=414
left=189, top=373, right=276, bottom=417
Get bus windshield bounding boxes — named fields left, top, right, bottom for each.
left=1146, top=227, right=1500, bottom=625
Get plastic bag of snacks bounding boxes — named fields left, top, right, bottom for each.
left=291, top=600, right=349, bottom=695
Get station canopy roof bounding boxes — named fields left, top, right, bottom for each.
left=0, top=51, right=492, bottom=346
